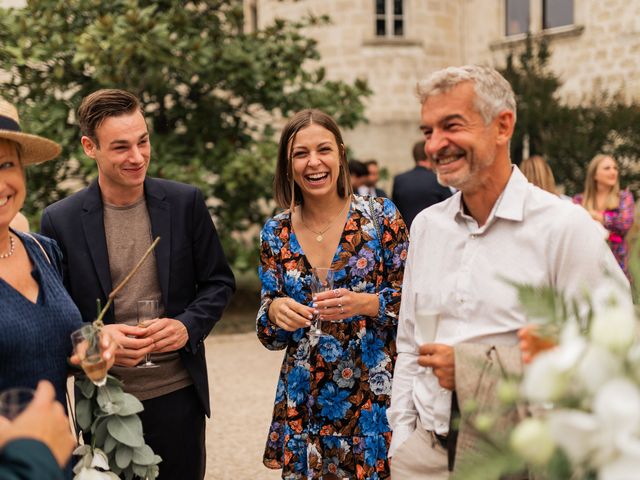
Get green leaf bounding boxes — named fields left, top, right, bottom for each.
left=106, top=415, right=145, bottom=447
left=132, top=444, right=155, bottom=466
left=115, top=443, right=133, bottom=469
left=76, top=378, right=96, bottom=399
left=103, top=433, right=117, bottom=454
left=117, top=393, right=144, bottom=416
left=76, top=398, right=92, bottom=430
left=92, top=417, right=109, bottom=446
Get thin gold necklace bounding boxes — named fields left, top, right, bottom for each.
left=300, top=198, right=350, bottom=242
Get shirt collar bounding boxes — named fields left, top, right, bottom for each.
left=452, top=165, right=528, bottom=226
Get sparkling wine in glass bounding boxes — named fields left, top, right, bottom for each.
left=310, top=267, right=334, bottom=338
left=137, top=299, right=159, bottom=369
left=414, top=292, right=441, bottom=345
left=71, top=324, right=108, bottom=387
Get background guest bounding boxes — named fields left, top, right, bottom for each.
left=358, top=159, right=387, bottom=197
left=573, top=154, right=635, bottom=278
left=520, top=155, right=558, bottom=195
left=392, top=140, right=452, bottom=228
left=348, top=158, right=368, bottom=193
left=0, top=381, right=76, bottom=479
left=257, top=108, right=408, bottom=479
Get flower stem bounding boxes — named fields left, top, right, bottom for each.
left=93, top=236, right=161, bottom=328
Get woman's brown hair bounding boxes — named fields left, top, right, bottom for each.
left=273, top=109, right=352, bottom=209
left=582, top=154, right=620, bottom=211
left=520, top=155, right=557, bottom=195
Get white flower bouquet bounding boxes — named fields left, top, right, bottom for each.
left=454, top=274, right=639, bottom=480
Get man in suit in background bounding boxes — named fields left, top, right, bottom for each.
left=361, top=159, right=387, bottom=198
left=41, top=89, right=235, bottom=480
left=392, top=140, right=452, bottom=228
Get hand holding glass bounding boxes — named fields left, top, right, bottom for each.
left=137, top=300, right=159, bottom=368
left=310, top=267, right=334, bottom=338
left=71, top=324, right=108, bottom=387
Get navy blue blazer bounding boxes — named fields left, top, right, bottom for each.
left=40, top=177, right=235, bottom=416
left=391, top=166, right=452, bottom=229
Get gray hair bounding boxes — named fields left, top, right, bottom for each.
left=416, top=65, right=517, bottom=124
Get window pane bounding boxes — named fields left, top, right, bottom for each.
left=393, top=0, right=403, bottom=15
left=376, top=18, right=386, bottom=36
left=505, top=0, right=529, bottom=36
left=394, top=18, right=403, bottom=36
left=543, top=0, right=573, bottom=29
left=376, top=0, right=385, bottom=15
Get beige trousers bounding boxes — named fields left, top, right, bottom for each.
left=390, top=427, right=449, bottom=480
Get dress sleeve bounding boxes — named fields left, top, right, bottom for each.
left=603, top=190, right=635, bottom=237
left=375, top=198, right=409, bottom=327
left=256, top=218, right=294, bottom=350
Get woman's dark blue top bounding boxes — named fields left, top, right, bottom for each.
left=0, top=231, right=83, bottom=405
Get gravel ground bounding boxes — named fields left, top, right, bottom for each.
left=205, top=332, right=284, bottom=480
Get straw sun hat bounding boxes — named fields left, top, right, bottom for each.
left=0, top=97, right=61, bottom=165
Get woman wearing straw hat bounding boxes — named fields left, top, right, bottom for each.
left=0, top=98, right=115, bottom=472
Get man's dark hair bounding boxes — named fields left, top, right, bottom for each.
left=349, top=159, right=368, bottom=177
left=78, top=89, right=142, bottom=147
left=412, top=140, right=427, bottom=163
left=364, top=159, right=378, bottom=168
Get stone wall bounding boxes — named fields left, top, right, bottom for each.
left=252, top=0, right=640, bottom=185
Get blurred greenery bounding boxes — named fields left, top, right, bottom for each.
left=0, top=0, right=371, bottom=271
left=500, top=35, right=640, bottom=196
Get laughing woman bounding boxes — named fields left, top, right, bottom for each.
left=257, top=109, right=409, bottom=480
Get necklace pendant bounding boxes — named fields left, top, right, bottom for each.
left=316, top=234, right=324, bottom=242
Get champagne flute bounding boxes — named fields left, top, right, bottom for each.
left=0, top=387, right=35, bottom=420
left=137, top=299, right=159, bottom=369
left=414, top=292, right=441, bottom=345
left=310, top=267, right=334, bottom=338
left=71, top=324, right=108, bottom=387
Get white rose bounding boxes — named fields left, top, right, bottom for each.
left=547, top=409, right=599, bottom=465
left=510, top=418, right=555, bottom=466
left=576, top=344, right=622, bottom=395
left=590, top=304, right=636, bottom=353
left=522, top=337, right=585, bottom=403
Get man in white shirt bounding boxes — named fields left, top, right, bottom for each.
left=388, top=65, right=630, bottom=478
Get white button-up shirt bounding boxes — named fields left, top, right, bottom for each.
left=388, top=166, right=629, bottom=456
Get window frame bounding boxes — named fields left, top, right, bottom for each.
left=375, top=0, right=405, bottom=38
left=542, top=0, right=574, bottom=30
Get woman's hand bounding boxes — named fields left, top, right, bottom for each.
left=313, top=288, right=379, bottom=322
left=517, top=325, right=557, bottom=364
left=268, top=297, right=314, bottom=331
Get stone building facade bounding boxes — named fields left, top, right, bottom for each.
left=245, top=0, right=640, bottom=186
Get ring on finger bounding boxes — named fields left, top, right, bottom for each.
left=338, top=302, right=342, bottom=308
left=340, top=306, right=345, bottom=314
left=333, top=289, right=341, bottom=298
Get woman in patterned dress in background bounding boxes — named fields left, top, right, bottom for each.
left=573, top=154, right=635, bottom=279
left=257, top=109, right=409, bottom=479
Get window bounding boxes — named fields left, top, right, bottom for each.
left=543, top=0, right=573, bottom=29
left=375, top=0, right=404, bottom=37
left=505, top=0, right=529, bottom=36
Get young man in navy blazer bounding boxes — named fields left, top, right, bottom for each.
left=41, top=89, right=235, bottom=480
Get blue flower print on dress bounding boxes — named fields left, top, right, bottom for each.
left=318, top=382, right=351, bottom=421
left=319, top=336, right=342, bottom=363
left=257, top=197, right=409, bottom=479
left=361, top=331, right=386, bottom=369
left=359, top=404, right=390, bottom=436
left=369, top=368, right=392, bottom=396
left=333, top=359, right=361, bottom=389
left=347, top=248, right=375, bottom=277
left=260, top=267, right=279, bottom=293
left=283, top=269, right=306, bottom=302
left=364, top=435, right=387, bottom=467
left=288, top=366, right=310, bottom=406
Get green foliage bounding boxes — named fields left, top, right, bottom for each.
left=0, top=0, right=371, bottom=270
left=500, top=35, right=640, bottom=195
left=74, top=375, right=161, bottom=479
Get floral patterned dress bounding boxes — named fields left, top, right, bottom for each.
left=257, top=195, right=409, bottom=480
left=573, top=190, right=635, bottom=277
